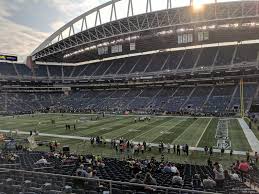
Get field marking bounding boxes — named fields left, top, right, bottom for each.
left=112, top=119, right=161, bottom=139
left=20, top=112, right=238, bottom=120
left=238, top=118, right=259, bottom=151
left=82, top=117, right=133, bottom=136
left=0, top=129, right=248, bottom=155
left=97, top=118, right=149, bottom=136
left=131, top=119, right=174, bottom=141
left=172, top=118, right=202, bottom=144
left=148, top=119, right=187, bottom=143
left=195, top=117, right=213, bottom=147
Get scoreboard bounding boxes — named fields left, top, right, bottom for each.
left=0, top=54, right=17, bottom=62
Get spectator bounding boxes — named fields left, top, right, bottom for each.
left=209, top=147, right=213, bottom=156
left=203, top=174, right=216, bottom=189
left=143, top=172, right=157, bottom=185
left=87, top=170, right=100, bottom=190
left=204, top=146, right=208, bottom=154
left=176, top=145, right=180, bottom=155
left=213, top=162, right=225, bottom=188
left=132, top=162, right=141, bottom=175
left=230, top=170, right=241, bottom=181
left=143, top=172, right=157, bottom=192
left=130, top=173, right=143, bottom=184
left=246, top=151, right=250, bottom=162
left=223, top=170, right=231, bottom=180
left=163, top=163, right=172, bottom=173
left=185, top=144, right=189, bottom=156
left=76, top=164, right=88, bottom=177
left=148, top=143, right=151, bottom=152
left=172, top=172, right=183, bottom=186
left=233, top=160, right=240, bottom=172
left=141, top=144, right=144, bottom=154
left=255, top=152, right=258, bottom=163
left=143, top=141, right=147, bottom=151
left=207, top=157, right=213, bottom=168
left=130, top=173, right=144, bottom=192
left=220, top=147, right=225, bottom=156
left=87, top=167, right=93, bottom=177
left=34, top=156, right=48, bottom=165
left=238, top=160, right=250, bottom=182
left=193, top=174, right=202, bottom=188
left=170, top=163, right=179, bottom=174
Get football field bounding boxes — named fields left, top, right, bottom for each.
left=0, top=113, right=251, bottom=151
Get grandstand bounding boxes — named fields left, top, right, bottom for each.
left=1, top=0, right=259, bottom=193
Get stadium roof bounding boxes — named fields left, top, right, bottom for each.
left=32, top=0, right=259, bottom=64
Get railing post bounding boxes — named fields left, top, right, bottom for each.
left=22, top=171, right=25, bottom=193
left=62, top=176, right=65, bottom=187
left=110, top=180, right=112, bottom=194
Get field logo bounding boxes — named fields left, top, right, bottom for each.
left=215, top=119, right=231, bottom=149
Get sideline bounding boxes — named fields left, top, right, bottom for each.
left=238, top=118, right=259, bottom=152
left=0, top=129, right=247, bottom=156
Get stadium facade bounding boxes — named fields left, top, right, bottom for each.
left=0, top=0, right=259, bottom=115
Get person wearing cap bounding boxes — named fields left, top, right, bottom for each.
left=213, top=162, right=225, bottom=188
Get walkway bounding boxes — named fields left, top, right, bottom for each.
left=238, top=118, right=259, bottom=152
left=0, top=129, right=247, bottom=155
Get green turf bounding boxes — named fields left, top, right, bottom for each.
left=173, top=118, right=212, bottom=146
left=228, top=119, right=251, bottom=151
left=0, top=114, right=255, bottom=152
left=244, top=117, right=259, bottom=140
left=152, top=118, right=196, bottom=144
left=117, top=117, right=171, bottom=140
left=30, top=135, right=249, bottom=168
left=134, top=117, right=186, bottom=143
left=198, top=118, right=218, bottom=147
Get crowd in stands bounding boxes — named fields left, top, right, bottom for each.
left=0, top=83, right=256, bottom=116
left=0, top=147, right=258, bottom=194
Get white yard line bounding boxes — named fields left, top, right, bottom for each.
left=14, top=112, right=238, bottom=119
left=172, top=118, right=201, bottom=144
left=112, top=119, right=162, bottom=139
left=131, top=119, right=173, bottom=141
left=0, top=129, right=248, bottom=155
left=238, top=118, right=259, bottom=152
left=148, top=119, right=187, bottom=143
left=195, top=118, right=213, bottom=147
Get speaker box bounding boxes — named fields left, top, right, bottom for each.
left=63, top=146, right=70, bottom=155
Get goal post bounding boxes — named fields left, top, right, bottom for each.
left=240, top=78, right=244, bottom=118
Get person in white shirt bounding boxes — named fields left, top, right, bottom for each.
left=213, top=162, right=225, bottom=188
left=170, top=163, right=179, bottom=174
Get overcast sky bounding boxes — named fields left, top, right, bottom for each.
left=0, top=0, right=236, bottom=60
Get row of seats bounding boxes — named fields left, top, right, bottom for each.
left=0, top=84, right=256, bottom=114
left=1, top=43, right=259, bottom=78
left=0, top=83, right=258, bottom=113
left=0, top=151, right=257, bottom=194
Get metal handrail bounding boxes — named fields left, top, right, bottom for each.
left=0, top=167, right=221, bottom=194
